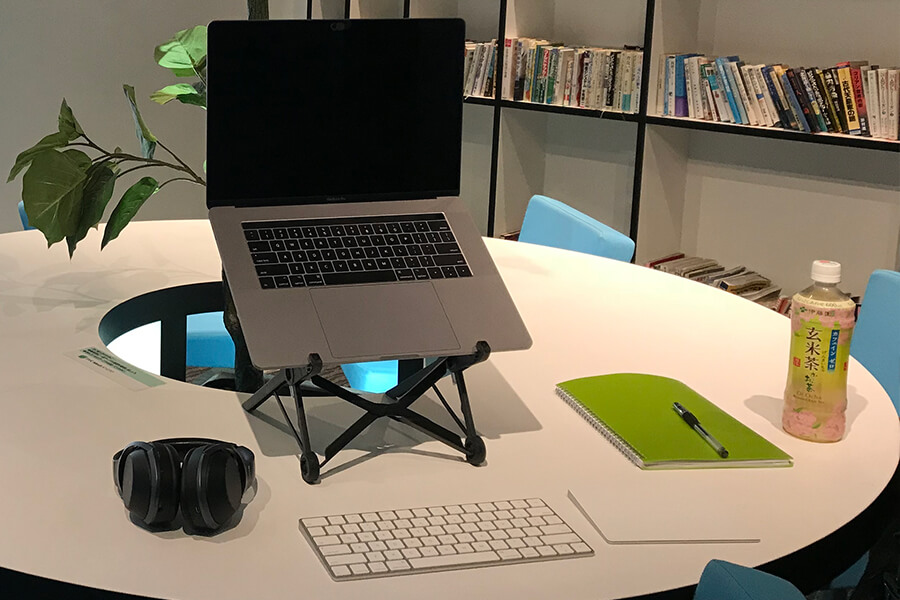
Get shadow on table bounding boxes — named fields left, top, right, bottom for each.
left=241, top=360, right=542, bottom=463
left=744, top=389, right=868, bottom=437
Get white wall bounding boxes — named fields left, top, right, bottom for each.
left=0, top=0, right=306, bottom=234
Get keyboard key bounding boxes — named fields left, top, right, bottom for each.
left=270, top=240, right=286, bottom=251
left=256, top=264, right=288, bottom=277
left=252, top=252, right=278, bottom=265
left=304, top=274, right=325, bottom=286
left=323, top=271, right=397, bottom=286
left=441, top=267, right=459, bottom=278
left=259, top=229, right=275, bottom=240
left=274, top=276, right=290, bottom=288
left=396, top=269, right=415, bottom=281
left=289, top=276, right=305, bottom=287
left=277, top=252, right=292, bottom=263
left=433, top=254, right=466, bottom=266
left=427, top=267, right=443, bottom=279
left=244, top=229, right=260, bottom=241
left=248, top=241, right=270, bottom=252
left=274, top=229, right=288, bottom=239
left=429, top=220, right=450, bottom=231
left=456, top=265, right=472, bottom=277
left=436, top=243, right=461, bottom=254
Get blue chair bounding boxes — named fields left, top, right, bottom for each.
left=851, top=269, right=900, bottom=413
left=18, top=201, right=33, bottom=230
left=518, top=194, right=635, bottom=262
left=694, top=560, right=805, bottom=600
left=340, top=194, right=637, bottom=393
left=186, top=312, right=235, bottom=369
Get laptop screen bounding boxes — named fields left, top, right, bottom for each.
left=206, top=19, right=465, bottom=208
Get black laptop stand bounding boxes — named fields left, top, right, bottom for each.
left=242, top=342, right=491, bottom=483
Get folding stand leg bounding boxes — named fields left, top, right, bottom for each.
left=243, top=344, right=491, bottom=484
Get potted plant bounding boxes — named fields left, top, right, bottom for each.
left=8, top=1, right=271, bottom=391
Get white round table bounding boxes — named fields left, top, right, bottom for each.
left=0, top=220, right=896, bottom=599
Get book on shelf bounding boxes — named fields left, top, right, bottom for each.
left=493, top=38, right=641, bottom=113
left=656, top=51, right=900, bottom=141
left=644, top=253, right=788, bottom=312
left=556, top=373, right=793, bottom=470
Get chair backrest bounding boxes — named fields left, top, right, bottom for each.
left=518, top=195, right=635, bottom=262
left=18, top=201, right=34, bottom=230
left=694, top=560, right=805, bottom=600
left=851, top=269, right=900, bottom=415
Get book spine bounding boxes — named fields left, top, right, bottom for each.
left=806, top=68, right=834, bottom=132
left=622, top=52, right=635, bottom=112
left=785, top=68, right=817, bottom=132
left=732, top=63, right=759, bottom=125
left=865, top=68, right=880, bottom=138
left=483, top=42, right=498, bottom=97
left=697, top=61, right=713, bottom=119
left=707, top=64, right=732, bottom=122
left=571, top=50, right=585, bottom=107
left=716, top=57, right=742, bottom=124
left=799, top=68, right=828, bottom=132
left=890, top=69, right=900, bottom=141
left=771, top=66, right=799, bottom=130
left=781, top=71, right=811, bottom=132
left=657, top=54, right=668, bottom=115
left=674, top=54, right=690, bottom=117
left=513, top=40, right=525, bottom=101
left=631, top=52, right=643, bottom=114
left=756, top=65, right=781, bottom=126
left=849, top=65, right=871, bottom=136
left=746, top=65, right=771, bottom=126
left=556, top=386, right=643, bottom=468
left=667, top=55, right=676, bottom=116
left=815, top=69, right=841, bottom=133
left=836, top=65, right=861, bottom=134
left=545, top=47, right=559, bottom=104
left=879, top=69, right=890, bottom=138
left=607, top=51, right=620, bottom=109
left=725, top=61, right=749, bottom=124
left=761, top=66, right=789, bottom=127
left=579, top=51, right=592, bottom=108
left=823, top=68, right=848, bottom=132
left=502, top=38, right=513, bottom=100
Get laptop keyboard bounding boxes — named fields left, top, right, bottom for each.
left=242, top=213, right=473, bottom=289
left=299, top=497, right=594, bottom=581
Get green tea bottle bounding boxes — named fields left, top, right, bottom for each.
left=783, top=260, right=856, bottom=442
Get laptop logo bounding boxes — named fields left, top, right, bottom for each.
left=325, top=196, right=347, bottom=202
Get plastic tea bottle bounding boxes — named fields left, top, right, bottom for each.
left=783, top=260, right=856, bottom=442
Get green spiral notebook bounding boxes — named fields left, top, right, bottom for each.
left=556, top=373, right=792, bottom=469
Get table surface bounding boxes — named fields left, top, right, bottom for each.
left=0, top=220, right=896, bottom=600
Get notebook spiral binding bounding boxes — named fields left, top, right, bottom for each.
left=555, top=386, right=644, bottom=467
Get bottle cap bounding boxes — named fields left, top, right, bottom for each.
left=811, top=260, right=841, bottom=284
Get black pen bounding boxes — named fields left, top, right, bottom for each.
left=673, top=402, right=729, bottom=458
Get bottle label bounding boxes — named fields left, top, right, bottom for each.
left=783, top=295, right=855, bottom=441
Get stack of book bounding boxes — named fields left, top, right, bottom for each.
left=645, top=253, right=786, bottom=312
left=464, top=38, right=643, bottom=113
left=657, top=54, right=900, bottom=140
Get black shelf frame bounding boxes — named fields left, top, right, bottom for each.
left=645, top=115, right=900, bottom=152
left=319, top=0, right=898, bottom=254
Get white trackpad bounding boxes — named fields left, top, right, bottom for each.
left=310, top=283, right=461, bottom=359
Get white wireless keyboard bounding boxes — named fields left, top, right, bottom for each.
left=299, top=497, right=594, bottom=580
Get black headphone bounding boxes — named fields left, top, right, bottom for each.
left=113, top=438, right=256, bottom=532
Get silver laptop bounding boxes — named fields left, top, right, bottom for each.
left=206, top=19, right=531, bottom=371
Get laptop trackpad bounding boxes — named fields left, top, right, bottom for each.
left=309, top=283, right=461, bottom=359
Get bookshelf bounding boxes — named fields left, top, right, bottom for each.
left=313, top=0, right=900, bottom=295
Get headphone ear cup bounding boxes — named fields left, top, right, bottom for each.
left=117, top=442, right=181, bottom=527
left=181, top=445, right=244, bottom=531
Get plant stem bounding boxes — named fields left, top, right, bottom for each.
left=157, top=140, right=204, bottom=183
left=157, top=177, right=198, bottom=190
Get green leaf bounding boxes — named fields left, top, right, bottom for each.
left=123, top=84, right=157, bottom=159
left=150, top=83, right=199, bottom=105
left=21, top=149, right=90, bottom=246
left=102, top=177, right=158, bottom=249
left=58, top=98, right=83, bottom=140
left=7, top=131, right=70, bottom=182
left=66, top=163, right=117, bottom=257
left=154, top=25, right=207, bottom=78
